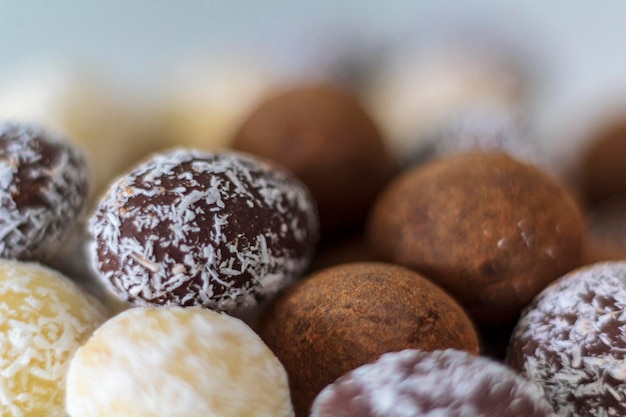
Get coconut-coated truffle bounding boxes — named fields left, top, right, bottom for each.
left=66, top=307, right=293, bottom=417
left=232, top=85, right=394, bottom=238
left=0, top=259, right=106, bottom=417
left=312, top=349, right=556, bottom=417
left=368, top=152, right=584, bottom=325
left=89, top=149, right=319, bottom=316
left=259, top=262, right=479, bottom=417
left=0, top=123, right=90, bottom=261
left=507, top=262, right=626, bottom=417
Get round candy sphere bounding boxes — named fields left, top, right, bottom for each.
left=0, top=259, right=107, bottom=417
left=368, top=152, right=584, bottom=325
left=0, top=123, right=90, bottom=261
left=66, top=307, right=293, bottom=417
left=312, top=349, right=556, bottom=417
left=89, top=149, right=319, bottom=315
left=259, top=262, right=479, bottom=417
left=507, top=262, right=626, bottom=417
left=232, top=85, right=394, bottom=238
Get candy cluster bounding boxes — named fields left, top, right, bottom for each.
left=0, top=41, right=625, bottom=417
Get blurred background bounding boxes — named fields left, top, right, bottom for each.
left=1, top=0, right=625, bottom=196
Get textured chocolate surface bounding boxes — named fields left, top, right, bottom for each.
left=259, top=262, right=479, bottom=417
left=89, top=149, right=319, bottom=314
left=312, top=349, right=556, bottom=417
left=0, top=123, right=90, bottom=260
left=233, top=85, right=394, bottom=238
left=507, top=262, right=626, bottom=417
left=367, top=152, right=584, bottom=325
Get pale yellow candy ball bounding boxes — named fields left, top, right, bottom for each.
left=0, top=260, right=107, bottom=417
left=66, top=307, right=294, bottom=417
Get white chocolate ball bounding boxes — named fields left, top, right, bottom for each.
left=0, top=260, right=107, bottom=417
left=66, top=307, right=294, bottom=417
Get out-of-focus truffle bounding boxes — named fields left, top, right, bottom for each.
left=0, top=123, right=90, bottom=261
left=581, top=117, right=626, bottom=204
left=233, top=85, right=394, bottom=238
left=583, top=197, right=626, bottom=264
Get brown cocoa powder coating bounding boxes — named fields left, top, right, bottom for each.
left=232, top=85, right=394, bottom=238
left=582, top=197, right=626, bottom=264
left=258, top=262, right=479, bottom=417
left=367, top=152, right=584, bottom=326
left=582, top=118, right=626, bottom=204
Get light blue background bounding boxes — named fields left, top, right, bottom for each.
left=1, top=1, right=625, bottom=148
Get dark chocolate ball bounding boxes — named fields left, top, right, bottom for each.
left=581, top=117, right=626, bottom=204
left=368, top=152, right=584, bottom=325
left=89, top=149, right=319, bottom=316
left=232, top=85, right=394, bottom=238
left=0, top=123, right=90, bottom=260
left=311, top=349, right=556, bottom=417
left=583, top=197, right=626, bottom=264
left=259, top=262, right=479, bottom=417
left=507, top=262, right=626, bottom=417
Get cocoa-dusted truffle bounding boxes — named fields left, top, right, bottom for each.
left=233, top=85, right=394, bottom=238
left=0, top=123, right=90, bottom=260
left=368, top=152, right=584, bottom=325
left=583, top=197, right=626, bottom=263
left=507, top=262, right=626, bottom=417
left=581, top=117, right=626, bottom=203
left=89, top=149, right=319, bottom=317
left=259, top=262, right=479, bottom=417
left=312, top=349, right=556, bottom=417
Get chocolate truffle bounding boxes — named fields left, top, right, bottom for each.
left=507, top=262, right=626, bottom=417
left=366, top=36, right=528, bottom=168
left=581, top=116, right=626, bottom=203
left=66, top=307, right=293, bottom=417
left=89, top=149, right=319, bottom=316
left=0, top=123, right=90, bottom=261
left=368, top=152, right=584, bottom=325
left=0, top=259, right=107, bottom=417
left=583, top=197, right=626, bottom=263
left=312, top=349, right=556, bottom=417
left=259, top=262, right=479, bottom=417
left=232, top=85, right=394, bottom=238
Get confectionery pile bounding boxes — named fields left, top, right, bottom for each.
left=1, top=32, right=626, bottom=417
